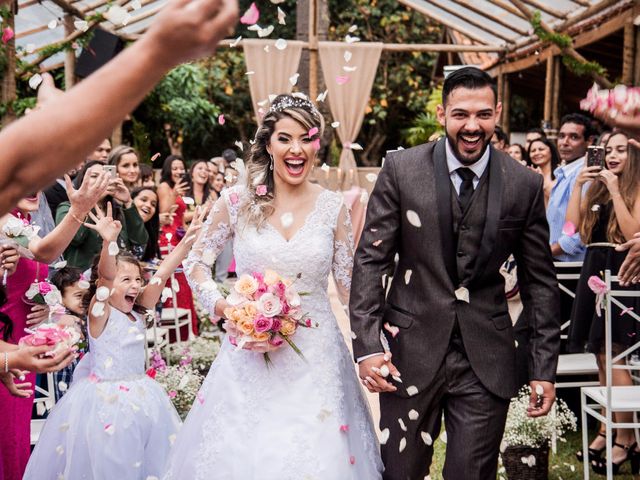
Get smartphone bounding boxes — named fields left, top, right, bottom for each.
left=181, top=173, right=190, bottom=184
left=102, top=165, right=117, bottom=178
left=587, top=146, right=605, bottom=170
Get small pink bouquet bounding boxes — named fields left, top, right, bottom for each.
left=19, top=320, right=82, bottom=355
left=24, top=281, right=62, bottom=307
left=580, top=83, right=640, bottom=117
left=223, top=270, right=315, bottom=365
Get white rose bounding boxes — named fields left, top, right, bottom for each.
left=257, top=292, right=282, bottom=318
left=2, top=216, right=24, bottom=237
left=24, top=225, right=40, bottom=241
left=226, top=291, right=246, bottom=306
left=25, top=282, right=40, bottom=299
left=44, top=289, right=63, bottom=306
left=286, top=288, right=301, bottom=307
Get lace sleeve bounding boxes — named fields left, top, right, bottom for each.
left=183, top=194, right=234, bottom=316
left=332, top=203, right=355, bottom=308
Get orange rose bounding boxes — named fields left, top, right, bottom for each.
left=279, top=319, right=297, bottom=336
left=244, top=302, right=258, bottom=318
left=238, top=318, right=255, bottom=336
left=234, top=274, right=259, bottom=296
left=263, top=269, right=280, bottom=286
left=252, top=331, right=270, bottom=342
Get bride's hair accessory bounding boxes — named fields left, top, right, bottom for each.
left=268, top=96, right=321, bottom=119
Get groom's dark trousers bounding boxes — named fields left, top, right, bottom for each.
left=350, top=139, right=560, bottom=480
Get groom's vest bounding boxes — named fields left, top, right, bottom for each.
left=450, top=168, right=490, bottom=287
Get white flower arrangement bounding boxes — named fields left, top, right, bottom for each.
left=2, top=215, right=40, bottom=247
left=502, top=386, right=577, bottom=449
left=154, top=364, right=204, bottom=418
left=162, top=336, right=221, bottom=374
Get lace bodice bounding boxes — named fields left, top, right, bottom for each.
left=87, top=307, right=145, bottom=380
left=184, top=185, right=354, bottom=316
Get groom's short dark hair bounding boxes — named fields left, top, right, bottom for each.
left=442, top=67, right=497, bottom=107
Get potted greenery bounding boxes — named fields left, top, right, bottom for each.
left=500, top=386, right=577, bottom=480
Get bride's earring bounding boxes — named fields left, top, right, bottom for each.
left=269, top=154, right=274, bottom=171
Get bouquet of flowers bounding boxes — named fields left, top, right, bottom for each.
left=580, top=83, right=640, bottom=116
left=223, top=270, right=315, bottom=364
left=502, top=386, right=577, bottom=449
left=19, top=319, right=83, bottom=356
left=24, top=281, right=63, bottom=307
left=0, top=215, right=38, bottom=260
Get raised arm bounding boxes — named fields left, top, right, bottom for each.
left=0, top=0, right=238, bottom=216
left=183, top=194, right=235, bottom=318
left=137, top=206, right=207, bottom=309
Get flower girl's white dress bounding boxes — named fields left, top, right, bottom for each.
left=164, top=186, right=383, bottom=480
left=24, top=307, right=181, bottom=480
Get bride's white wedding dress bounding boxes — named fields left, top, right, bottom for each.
left=164, top=185, right=383, bottom=480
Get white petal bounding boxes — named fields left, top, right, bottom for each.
left=421, top=431, right=433, bottom=445
left=277, top=7, right=286, bottom=25
left=73, top=20, right=88, bottom=32
left=320, top=163, right=330, bottom=172
left=365, top=173, right=378, bottom=183
left=343, top=65, right=357, bottom=72
left=404, top=269, right=413, bottom=285
left=29, top=74, right=43, bottom=90
left=234, top=140, right=244, bottom=151
left=344, top=51, right=352, bottom=62
left=316, top=90, right=328, bottom=102
left=258, top=25, right=274, bottom=38
left=150, top=276, right=162, bottom=286
left=268, top=94, right=278, bottom=103
left=105, top=5, right=127, bottom=25
left=591, top=204, right=600, bottom=212
left=182, top=196, right=195, bottom=205
left=379, top=428, right=390, bottom=445
left=289, top=73, right=300, bottom=86
left=104, top=357, right=113, bottom=369
left=398, top=418, right=407, bottom=431
left=274, top=38, right=287, bottom=50
left=350, top=331, right=357, bottom=339
left=406, top=210, right=422, bottom=227
left=245, top=71, right=255, bottom=76
left=280, top=212, right=294, bottom=228
left=406, top=385, right=418, bottom=396
left=230, top=36, right=242, bottom=47
left=345, top=34, right=360, bottom=44
left=58, top=381, right=68, bottom=392
left=48, top=19, right=57, bottom=29
left=161, top=288, right=172, bottom=303
left=331, top=121, right=340, bottom=128
left=349, top=142, right=363, bottom=151
left=247, top=24, right=261, bottom=31
left=108, top=241, right=119, bottom=256
left=360, top=191, right=369, bottom=204
left=130, top=0, right=141, bottom=9
left=78, top=280, right=90, bottom=290
left=535, top=384, right=544, bottom=395
left=408, top=409, right=419, bottom=421
left=52, top=260, right=67, bottom=269
left=91, top=301, right=105, bottom=317
left=96, top=286, right=110, bottom=301
left=399, top=437, right=407, bottom=453
left=348, top=24, right=358, bottom=33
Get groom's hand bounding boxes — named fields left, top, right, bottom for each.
left=359, top=353, right=400, bottom=393
left=527, top=380, right=555, bottom=417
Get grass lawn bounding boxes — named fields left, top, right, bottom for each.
left=428, top=429, right=639, bottom=479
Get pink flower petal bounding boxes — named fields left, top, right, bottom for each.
left=240, top=2, right=259, bottom=25
left=384, top=322, right=399, bottom=338
left=256, top=185, right=267, bottom=196
left=88, top=373, right=99, bottom=383
left=229, top=192, right=239, bottom=205
left=311, top=138, right=321, bottom=151
left=349, top=455, right=356, bottom=465
left=340, top=424, right=349, bottom=432
left=168, top=390, right=177, bottom=399
left=621, top=306, right=634, bottom=317
left=562, top=221, right=576, bottom=236
left=587, top=275, right=608, bottom=295
left=197, top=392, right=205, bottom=404
left=2, top=27, right=14, bottom=44
left=336, top=75, right=351, bottom=85
left=308, top=127, right=319, bottom=137
left=218, top=114, right=225, bottom=125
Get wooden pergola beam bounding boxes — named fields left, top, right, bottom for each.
left=454, top=1, right=531, bottom=37
left=559, top=0, right=627, bottom=32
left=47, top=0, right=86, bottom=21
left=520, top=0, right=567, bottom=19
left=508, top=0, right=613, bottom=87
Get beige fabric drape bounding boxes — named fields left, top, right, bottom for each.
left=242, top=39, right=305, bottom=122
left=318, top=42, right=383, bottom=188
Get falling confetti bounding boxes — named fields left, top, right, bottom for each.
left=561, top=221, right=575, bottom=236
left=399, top=437, right=407, bottom=453
left=247, top=24, right=261, bottom=31
left=161, top=288, right=172, bottom=303
left=340, top=424, right=349, bottom=432
left=316, top=90, right=328, bottom=102
left=454, top=287, right=470, bottom=303
left=240, top=2, right=260, bottom=25
left=275, top=38, right=287, bottom=50
left=258, top=25, right=274, bottom=38
left=48, top=19, right=58, bottom=29
left=407, top=385, right=418, bottom=396
left=280, top=212, right=294, bottom=228
left=96, top=286, right=110, bottom=302
left=150, top=276, right=162, bottom=286
left=380, top=428, right=390, bottom=445
left=289, top=73, right=300, bottom=86
left=344, top=51, right=352, bottom=62
left=383, top=322, right=399, bottom=338
left=218, top=114, right=225, bottom=125
left=336, top=75, right=351, bottom=85
left=421, top=431, right=433, bottom=445
left=348, top=24, right=358, bottom=33
left=404, top=270, right=412, bottom=285
left=398, top=418, right=407, bottom=431
left=349, top=143, right=363, bottom=151
left=91, top=302, right=105, bottom=317
left=108, top=241, right=119, bottom=256
left=29, top=74, right=43, bottom=90
left=408, top=409, right=419, bottom=421
left=406, top=210, right=422, bottom=228
left=331, top=121, right=340, bottom=128
left=591, top=204, right=600, bottom=211
left=234, top=140, right=244, bottom=151
left=230, top=36, right=242, bottom=47
left=345, top=35, right=360, bottom=43
left=277, top=7, right=286, bottom=25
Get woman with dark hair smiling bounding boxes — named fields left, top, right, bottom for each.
left=527, top=137, right=560, bottom=208
left=184, top=159, right=214, bottom=225
left=131, top=186, right=162, bottom=262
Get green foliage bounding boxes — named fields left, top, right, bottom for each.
left=402, top=85, right=444, bottom=146
left=531, top=11, right=571, bottom=49
left=328, top=0, right=441, bottom=164
left=130, top=118, right=151, bottom=163
left=562, top=55, right=607, bottom=78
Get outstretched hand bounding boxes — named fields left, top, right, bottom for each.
left=359, top=352, right=401, bottom=393
left=66, top=172, right=109, bottom=216
left=84, top=202, right=122, bottom=242
left=181, top=205, right=208, bottom=246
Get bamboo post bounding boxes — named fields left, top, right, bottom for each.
left=622, top=20, right=635, bottom=85
left=543, top=56, right=554, bottom=125
left=502, top=74, right=511, bottom=133
left=551, top=56, right=562, bottom=131
left=497, top=70, right=504, bottom=110
left=63, top=15, right=76, bottom=90
left=635, top=26, right=640, bottom=86
left=1, top=6, right=16, bottom=126
left=308, top=0, right=318, bottom=101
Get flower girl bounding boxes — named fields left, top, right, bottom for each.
left=24, top=203, right=207, bottom=480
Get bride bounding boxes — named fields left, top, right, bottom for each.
left=164, top=94, right=383, bottom=479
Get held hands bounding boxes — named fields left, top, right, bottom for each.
left=359, top=352, right=401, bottom=393
left=84, top=202, right=122, bottom=242
left=617, top=233, right=640, bottom=285
left=66, top=172, right=109, bottom=217
left=527, top=380, right=556, bottom=417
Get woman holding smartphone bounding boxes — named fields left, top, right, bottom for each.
left=566, top=132, right=640, bottom=473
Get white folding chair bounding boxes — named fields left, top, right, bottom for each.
left=580, top=270, right=640, bottom=479
left=30, top=372, right=55, bottom=445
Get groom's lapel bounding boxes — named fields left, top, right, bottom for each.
left=433, top=139, right=457, bottom=286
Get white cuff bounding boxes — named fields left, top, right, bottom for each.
left=357, top=352, right=385, bottom=363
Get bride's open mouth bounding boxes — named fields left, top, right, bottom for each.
left=284, top=157, right=306, bottom=177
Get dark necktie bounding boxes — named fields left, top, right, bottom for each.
left=456, top=167, right=475, bottom=211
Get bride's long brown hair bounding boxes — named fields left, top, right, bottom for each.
left=240, top=94, right=324, bottom=228
left=579, top=132, right=640, bottom=244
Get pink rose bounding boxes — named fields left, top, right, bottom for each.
left=39, top=282, right=53, bottom=294
left=269, top=335, right=284, bottom=347
left=229, top=192, right=239, bottom=205
left=271, top=318, right=282, bottom=332
left=256, top=185, right=267, bottom=196
left=253, top=315, right=273, bottom=333
left=588, top=275, right=608, bottom=295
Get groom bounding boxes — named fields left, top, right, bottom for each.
left=350, top=67, right=560, bottom=480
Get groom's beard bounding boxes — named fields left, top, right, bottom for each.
left=445, top=129, right=491, bottom=165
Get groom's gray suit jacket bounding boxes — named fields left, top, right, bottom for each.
left=350, top=139, right=561, bottom=400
